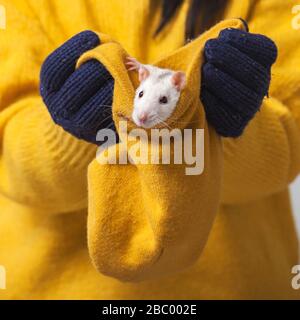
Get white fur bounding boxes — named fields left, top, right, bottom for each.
left=132, top=65, right=183, bottom=128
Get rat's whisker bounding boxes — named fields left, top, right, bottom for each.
left=98, top=109, right=113, bottom=114
left=166, top=117, right=202, bottom=125
left=98, top=114, right=113, bottom=122
left=97, top=104, right=113, bottom=108
left=106, top=122, right=116, bottom=130
left=166, top=117, right=199, bottom=124
left=154, top=115, right=172, bottom=130
left=161, top=121, right=172, bottom=130
left=97, top=114, right=115, bottom=128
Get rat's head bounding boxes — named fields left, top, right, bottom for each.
left=132, top=66, right=186, bottom=128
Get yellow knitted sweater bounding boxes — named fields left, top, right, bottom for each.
left=0, top=0, right=300, bottom=299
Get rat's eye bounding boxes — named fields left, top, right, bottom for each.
left=159, top=96, right=168, bottom=104
left=139, top=91, right=144, bottom=98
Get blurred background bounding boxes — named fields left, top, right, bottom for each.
left=291, top=176, right=300, bottom=238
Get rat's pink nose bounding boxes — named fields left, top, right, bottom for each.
left=138, top=113, right=148, bottom=123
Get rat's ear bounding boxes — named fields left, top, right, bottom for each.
left=126, top=56, right=149, bottom=82
left=139, top=66, right=150, bottom=82
left=171, top=71, right=186, bottom=92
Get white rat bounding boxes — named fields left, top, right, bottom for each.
left=125, top=57, right=186, bottom=128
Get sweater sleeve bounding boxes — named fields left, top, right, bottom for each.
left=0, top=2, right=96, bottom=212
left=81, top=20, right=244, bottom=281
left=221, top=0, right=300, bottom=204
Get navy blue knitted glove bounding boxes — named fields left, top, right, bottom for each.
left=201, top=27, right=278, bottom=137
left=40, top=30, right=116, bottom=145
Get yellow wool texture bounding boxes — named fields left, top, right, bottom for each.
left=0, top=0, right=300, bottom=299
left=77, top=20, right=244, bottom=281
